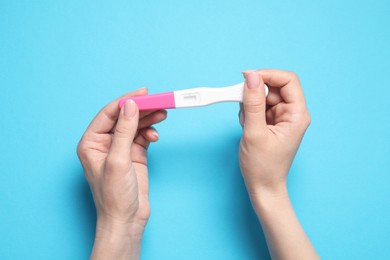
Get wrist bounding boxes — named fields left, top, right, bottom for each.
left=96, top=216, right=146, bottom=240
left=247, top=183, right=290, bottom=215
left=91, top=217, right=146, bottom=260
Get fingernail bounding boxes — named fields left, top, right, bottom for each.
left=124, top=100, right=137, bottom=117
left=245, top=71, right=260, bottom=89
left=152, top=131, right=159, bottom=139
left=242, top=69, right=256, bottom=74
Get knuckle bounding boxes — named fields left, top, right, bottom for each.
left=76, top=138, right=87, bottom=158
left=115, top=124, right=131, bottom=138
left=296, top=111, right=311, bottom=130
left=243, top=131, right=254, bottom=143
left=244, top=97, right=265, bottom=114
left=76, top=135, right=97, bottom=163
left=245, top=104, right=263, bottom=115
left=289, top=71, right=299, bottom=81
left=243, top=129, right=263, bottom=143
left=306, top=112, right=312, bottom=127
left=106, top=155, right=129, bottom=172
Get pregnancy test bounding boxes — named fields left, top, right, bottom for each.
left=119, top=82, right=268, bottom=110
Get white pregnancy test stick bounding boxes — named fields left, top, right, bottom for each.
left=119, top=82, right=269, bottom=110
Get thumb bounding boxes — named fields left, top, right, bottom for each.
left=242, top=71, right=267, bottom=133
left=109, top=99, right=139, bottom=160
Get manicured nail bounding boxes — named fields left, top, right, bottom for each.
left=124, top=100, right=137, bottom=117
left=245, top=71, right=260, bottom=89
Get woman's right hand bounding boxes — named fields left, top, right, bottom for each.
left=238, top=69, right=318, bottom=260
left=239, top=69, right=311, bottom=199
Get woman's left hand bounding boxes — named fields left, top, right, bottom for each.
left=77, top=88, right=167, bottom=259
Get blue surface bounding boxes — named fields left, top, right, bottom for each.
left=1, top=0, right=390, bottom=259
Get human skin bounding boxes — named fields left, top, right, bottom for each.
left=77, top=88, right=167, bottom=259
left=77, top=70, right=318, bottom=259
left=239, top=70, right=319, bottom=259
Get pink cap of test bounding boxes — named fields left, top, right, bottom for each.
left=119, top=92, right=176, bottom=110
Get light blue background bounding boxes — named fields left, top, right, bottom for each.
left=1, top=0, right=389, bottom=259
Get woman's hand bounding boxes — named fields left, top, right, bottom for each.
left=239, top=70, right=311, bottom=198
left=239, top=70, right=318, bottom=260
left=77, top=88, right=167, bottom=259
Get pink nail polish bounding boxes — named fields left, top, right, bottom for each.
left=246, top=72, right=260, bottom=89
left=124, top=100, right=137, bottom=117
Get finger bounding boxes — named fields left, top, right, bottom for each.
left=108, top=110, right=166, bottom=134
left=138, top=110, right=167, bottom=129
left=265, top=103, right=291, bottom=125
left=238, top=103, right=245, bottom=127
left=258, top=69, right=293, bottom=87
left=266, top=86, right=283, bottom=106
left=131, top=127, right=158, bottom=165
left=266, top=108, right=275, bottom=125
left=86, top=88, right=148, bottom=134
left=142, top=127, right=160, bottom=143
left=139, top=109, right=161, bottom=120
left=259, top=69, right=306, bottom=105
left=239, top=110, right=245, bottom=127
left=108, top=100, right=139, bottom=163
left=242, top=71, right=267, bottom=133
left=134, top=127, right=159, bottom=150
